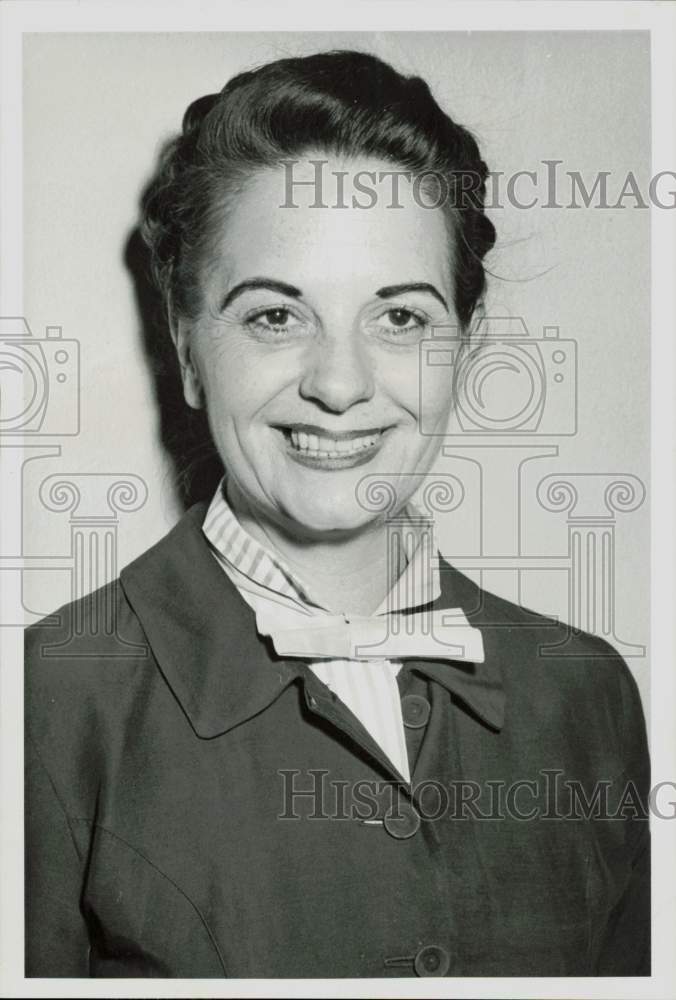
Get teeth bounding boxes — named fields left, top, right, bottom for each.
left=288, top=429, right=381, bottom=455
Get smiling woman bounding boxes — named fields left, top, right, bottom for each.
left=170, top=151, right=460, bottom=562
left=141, top=52, right=495, bottom=566
left=24, top=49, right=649, bottom=979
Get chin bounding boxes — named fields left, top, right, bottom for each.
left=280, top=492, right=377, bottom=539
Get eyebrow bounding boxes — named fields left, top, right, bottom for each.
left=219, top=277, right=449, bottom=313
left=220, top=278, right=302, bottom=312
left=376, top=282, right=448, bottom=310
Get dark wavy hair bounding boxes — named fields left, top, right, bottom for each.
left=140, top=49, right=496, bottom=332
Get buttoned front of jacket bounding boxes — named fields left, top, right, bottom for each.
left=24, top=503, right=650, bottom=978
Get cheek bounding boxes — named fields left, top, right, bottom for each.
left=388, top=358, right=453, bottom=431
left=201, top=368, right=244, bottom=430
left=419, top=369, right=453, bottom=439
left=424, top=367, right=454, bottom=413
left=197, top=340, right=275, bottom=427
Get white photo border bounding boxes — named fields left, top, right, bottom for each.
left=1, top=2, right=674, bottom=998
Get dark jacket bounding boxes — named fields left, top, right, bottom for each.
left=25, top=502, right=650, bottom=978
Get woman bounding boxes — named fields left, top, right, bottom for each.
left=25, top=50, right=650, bottom=978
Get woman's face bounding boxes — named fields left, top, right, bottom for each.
left=177, top=156, right=459, bottom=538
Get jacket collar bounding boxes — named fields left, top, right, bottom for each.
left=120, top=502, right=505, bottom=739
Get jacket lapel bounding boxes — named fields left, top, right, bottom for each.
left=120, top=502, right=305, bottom=739
left=406, top=560, right=506, bottom=731
left=120, top=502, right=505, bottom=740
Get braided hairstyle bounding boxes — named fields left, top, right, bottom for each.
left=141, top=50, right=496, bottom=331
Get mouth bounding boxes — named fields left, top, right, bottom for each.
left=274, top=423, right=392, bottom=469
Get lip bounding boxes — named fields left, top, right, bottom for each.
left=275, top=422, right=391, bottom=441
left=275, top=424, right=391, bottom=471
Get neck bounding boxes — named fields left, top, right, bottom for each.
left=224, top=479, right=411, bottom=616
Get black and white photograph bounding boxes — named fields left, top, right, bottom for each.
left=1, top=2, right=675, bottom=997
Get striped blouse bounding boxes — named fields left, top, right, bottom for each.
left=202, top=477, right=444, bottom=783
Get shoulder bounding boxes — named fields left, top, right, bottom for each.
left=25, top=577, right=151, bottom=737
left=439, top=558, right=648, bottom=768
left=24, top=575, right=156, bottom=819
left=24, top=500, right=221, bottom=736
left=479, top=583, right=641, bottom=703
left=25, top=501, right=210, bottom=678
left=23, top=505, right=204, bottom=725
left=485, top=587, right=648, bottom=786
left=439, top=553, right=629, bottom=668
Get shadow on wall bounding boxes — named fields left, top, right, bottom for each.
left=123, top=226, right=224, bottom=511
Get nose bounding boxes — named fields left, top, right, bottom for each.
left=298, top=330, right=375, bottom=413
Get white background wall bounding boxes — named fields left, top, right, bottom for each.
left=22, top=31, right=650, bottom=706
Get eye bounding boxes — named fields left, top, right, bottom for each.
left=245, top=306, right=307, bottom=337
left=372, top=306, right=429, bottom=340
left=252, top=307, right=292, bottom=330
left=385, top=308, right=423, bottom=329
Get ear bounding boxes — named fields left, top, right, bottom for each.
left=169, top=312, right=204, bottom=410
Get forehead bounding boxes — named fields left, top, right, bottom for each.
left=207, top=155, right=452, bottom=295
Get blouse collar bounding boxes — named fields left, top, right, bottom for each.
left=119, top=501, right=505, bottom=740
left=202, top=476, right=441, bottom=616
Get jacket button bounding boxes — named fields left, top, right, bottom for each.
left=401, top=694, right=431, bottom=728
left=383, top=802, right=421, bottom=839
left=414, top=944, right=450, bottom=977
